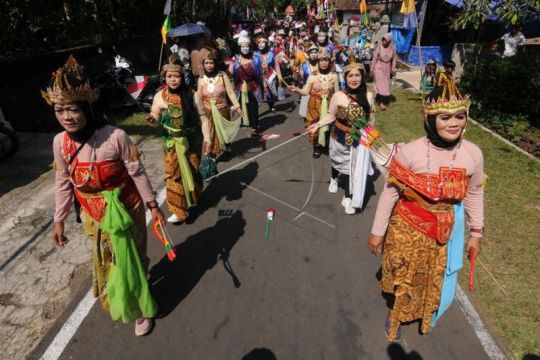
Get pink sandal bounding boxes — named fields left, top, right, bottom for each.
left=135, top=318, right=153, bottom=336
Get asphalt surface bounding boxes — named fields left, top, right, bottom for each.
left=32, top=98, right=490, bottom=360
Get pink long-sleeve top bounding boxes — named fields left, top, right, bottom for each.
left=371, top=137, right=485, bottom=237
left=53, top=125, right=156, bottom=222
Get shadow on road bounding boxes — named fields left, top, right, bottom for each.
left=387, top=343, right=423, bottom=359
left=149, top=210, right=246, bottom=318
left=242, top=348, right=278, bottom=360
left=186, top=162, right=258, bottom=224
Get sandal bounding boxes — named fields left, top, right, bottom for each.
left=135, top=318, right=153, bottom=337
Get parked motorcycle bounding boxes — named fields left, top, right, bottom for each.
left=92, top=48, right=161, bottom=113
left=0, top=107, right=19, bottom=161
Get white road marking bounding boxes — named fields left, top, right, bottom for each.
left=40, top=187, right=167, bottom=360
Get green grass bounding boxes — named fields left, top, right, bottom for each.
left=374, top=87, right=540, bottom=360
left=107, top=111, right=161, bottom=143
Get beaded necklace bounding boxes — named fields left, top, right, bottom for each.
left=162, top=86, right=183, bottom=118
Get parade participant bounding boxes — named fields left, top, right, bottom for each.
left=196, top=52, right=243, bottom=157
left=307, top=57, right=375, bottom=214
left=298, top=43, right=320, bottom=119
left=254, top=36, right=281, bottom=112
left=367, top=79, right=484, bottom=341
left=361, top=37, right=373, bottom=81
left=148, top=54, right=204, bottom=224
left=231, top=32, right=263, bottom=138
left=335, top=40, right=351, bottom=89
left=371, top=32, right=397, bottom=109
left=289, top=48, right=339, bottom=158
left=46, top=56, right=164, bottom=336
left=420, top=59, right=438, bottom=93
left=316, top=30, right=334, bottom=56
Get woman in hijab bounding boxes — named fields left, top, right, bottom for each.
left=371, top=33, right=397, bottom=109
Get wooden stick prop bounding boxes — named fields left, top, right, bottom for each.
left=277, top=74, right=291, bottom=88
left=468, top=247, right=476, bottom=291
left=152, top=219, right=176, bottom=261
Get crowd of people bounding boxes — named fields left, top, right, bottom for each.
left=44, top=13, right=484, bottom=346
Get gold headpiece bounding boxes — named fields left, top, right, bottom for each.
left=201, top=50, right=217, bottom=63
left=343, top=54, right=365, bottom=73
left=422, top=73, right=470, bottom=115
left=41, top=55, right=99, bottom=105
left=161, top=54, right=183, bottom=75
left=308, top=43, right=319, bottom=53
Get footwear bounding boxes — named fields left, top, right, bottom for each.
left=341, top=196, right=355, bottom=215
left=250, top=132, right=260, bottom=139
left=385, top=314, right=401, bottom=341
left=328, top=178, right=338, bottom=193
left=379, top=103, right=387, bottom=110
left=270, top=107, right=276, bottom=112
left=167, top=214, right=182, bottom=224
left=312, top=147, right=322, bottom=158
left=135, top=318, right=153, bottom=336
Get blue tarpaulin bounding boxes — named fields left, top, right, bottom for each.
left=391, top=26, right=416, bottom=54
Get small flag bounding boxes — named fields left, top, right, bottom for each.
left=265, top=208, right=276, bottom=240
left=400, top=0, right=418, bottom=28
left=161, top=16, right=171, bottom=44
left=163, top=0, right=172, bottom=15
left=360, top=0, right=369, bottom=26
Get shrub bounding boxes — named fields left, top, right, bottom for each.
left=460, top=52, right=540, bottom=128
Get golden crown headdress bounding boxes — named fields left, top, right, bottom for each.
left=422, top=73, right=470, bottom=116
left=161, top=54, right=183, bottom=75
left=343, top=54, right=365, bottom=73
left=41, top=55, right=99, bottom=105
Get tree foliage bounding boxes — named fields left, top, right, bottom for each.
left=452, top=0, right=540, bottom=30
left=0, top=0, right=163, bottom=59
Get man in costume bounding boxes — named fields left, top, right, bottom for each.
left=254, top=35, right=281, bottom=112
left=367, top=78, right=484, bottom=341
left=290, top=48, right=339, bottom=158
left=230, top=31, right=264, bottom=138
left=148, top=55, right=204, bottom=224
left=297, top=43, right=320, bottom=120
left=47, top=56, right=165, bottom=336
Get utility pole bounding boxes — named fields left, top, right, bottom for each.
left=416, top=0, right=428, bottom=46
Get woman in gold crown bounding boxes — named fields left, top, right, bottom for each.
left=147, top=55, right=203, bottom=223
left=196, top=52, right=243, bottom=157
left=367, top=79, right=485, bottom=341
left=307, top=57, right=375, bottom=214
left=289, top=47, right=339, bottom=158
left=45, top=56, right=164, bottom=336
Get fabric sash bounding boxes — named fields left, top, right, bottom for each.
left=240, top=81, right=250, bottom=127
left=318, top=94, right=329, bottom=147
left=431, top=202, right=465, bottom=326
left=210, top=99, right=240, bottom=145
left=100, top=188, right=157, bottom=323
left=165, top=136, right=195, bottom=208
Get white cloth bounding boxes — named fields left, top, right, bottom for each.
left=329, top=138, right=374, bottom=209
left=299, top=95, right=309, bottom=117
left=501, top=32, right=525, bottom=57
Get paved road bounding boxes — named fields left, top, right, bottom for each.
left=31, top=98, right=490, bottom=360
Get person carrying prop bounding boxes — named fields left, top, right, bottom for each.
left=230, top=31, right=264, bottom=138
left=46, top=56, right=165, bottom=336
left=297, top=43, right=320, bottom=120
left=196, top=52, right=243, bottom=158
left=316, top=29, right=334, bottom=58
left=420, top=58, right=438, bottom=93
left=335, top=39, right=351, bottom=89
left=147, top=54, right=204, bottom=224
left=367, top=78, right=485, bottom=341
left=307, top=56, right=375, bottom=214
left=289, top=48, right=339, bottom=158
left=254, top=36, right=281, bottom=112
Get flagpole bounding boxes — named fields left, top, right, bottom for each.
left=158, top=42, right=165, bottom=72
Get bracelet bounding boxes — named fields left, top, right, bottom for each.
left=470, top=227, right=484, bottom=235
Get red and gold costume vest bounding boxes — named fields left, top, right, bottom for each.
left=63, top=132, right=141, bottom=222
left=388, top=159, right=469, bottom=244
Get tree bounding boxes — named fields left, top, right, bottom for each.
left=452, top=0, right=540, bottom=30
